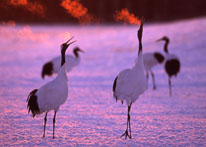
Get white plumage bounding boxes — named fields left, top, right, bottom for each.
left=37, top=67, right=68, bottom=112
left=143, top=52, right=165, bottom=89
left=41, top=47, right=84, bottom=79
left=114, top=54, right=147, bottom=105
left=143, top=53, right=161, bottom=70
left=27, top=37, right=76, bottom=138
left=113, top=21, right=147, bottom=139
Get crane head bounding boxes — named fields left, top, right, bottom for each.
left=74, top=47, right=84, bottom=53
left=156, top=36, right=169, bottom=42
left=137, top=18, right=144, bottom=41
left=61, top=36, right=77, bottom=53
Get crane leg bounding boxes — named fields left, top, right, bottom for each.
left=151, top=71, right=156, bottom=90
left=146, top=72, right=149, bottom=80
left=43, top=112, right=48, bottom=138
left=53, top=111, right=57, bottom=139
left=121, top=103, right=132, bottom=139
left=169, top=77, right=172, bottom=96
left=128, top=103, right=132, bottom=139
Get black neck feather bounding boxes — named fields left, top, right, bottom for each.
left=164, top=40, right=169, bottom=53
left=61, top=48, right=66, bottom=66
left=138, top=23, right=143, bottom=55
left=73, top=50, right=79, bottom=58
left=138, top=40, right=142, bottom=55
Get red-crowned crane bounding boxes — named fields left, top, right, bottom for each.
left=27, top=37, right=76, bottom=138
left=113, top=21, right=147, bottom=139
left=41, top=47, right=84, bottom=79
left=156, top=36, right=181, bottom=96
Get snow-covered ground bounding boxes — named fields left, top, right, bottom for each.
left=0, top=17, right=206, bottom=146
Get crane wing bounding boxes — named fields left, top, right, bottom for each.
left=114, top=69, right=132, bottom=101
left=51, top=54, right=79, bottom=73
left=114, top=67, right=147, bottom=105
left=65, top=55, right=79, bottom=72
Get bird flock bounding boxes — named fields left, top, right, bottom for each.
left=26, top=19, right=181, bottom=139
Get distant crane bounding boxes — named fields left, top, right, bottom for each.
left=156, top=36, right=180, bottom=96
left=113, top=21, right=147, bottom=139
left=143, top=51, right=165, bottom=90
left=41, top=47, right=84, bottom=79
left=27, top=37, right=76, bottom=138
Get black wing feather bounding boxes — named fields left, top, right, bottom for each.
left=165, top=59, right=180, bottom=77
left=27, top=89, right=40, bottom=117
left=41, top=61, right=53, bottom=79
left=113, top=76, right=118, bottom=102
left=154, top=52, right=165, bottom=63
left=113, top=76, right=118, bottom=92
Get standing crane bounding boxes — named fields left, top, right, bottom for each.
left=113, top=21, right=147, bottom=139
left=27, top=37, right=76, bottom=138
left=156, top=36, right=181, bottom=96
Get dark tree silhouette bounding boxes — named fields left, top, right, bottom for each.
left=0, top=0, right=205, bottom=23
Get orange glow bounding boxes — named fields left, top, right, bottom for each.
left=26, top=2, right=45, bottom=17
left=1, top=20, right=16, bottom=27
left=61, top=0, right=94, bottom=24
left=114, top=8, right=141, bottom=25
left=9, top=0, right=27, bottom=6
left=8, top=0, right=45, bottom=17
left=0, top=25, right=49, bottom=46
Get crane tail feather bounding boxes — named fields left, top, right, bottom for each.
left=27, top=89, right=40, bottom=117
left=41, top=62, right=53, bottom=79
left=113, top=76, right=118, bottom=102
left=113, top=76, right=118, bottom=92
left=154, top=52, right=165, bottom=63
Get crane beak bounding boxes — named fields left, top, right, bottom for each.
left=62, top=36, right=76, bottom=47
left=137, top=18, right=144, bottom=39
left=156, top=38, right=163, bottom=42
left=79, top=49, right=85, bottom=53
left=66, top=36, right=77, bottom=46
left=140, top=17, right=144, bottom=24
left=67, top=40, right=77, bottom=46
left=65, top=36, right=75, bottom=44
